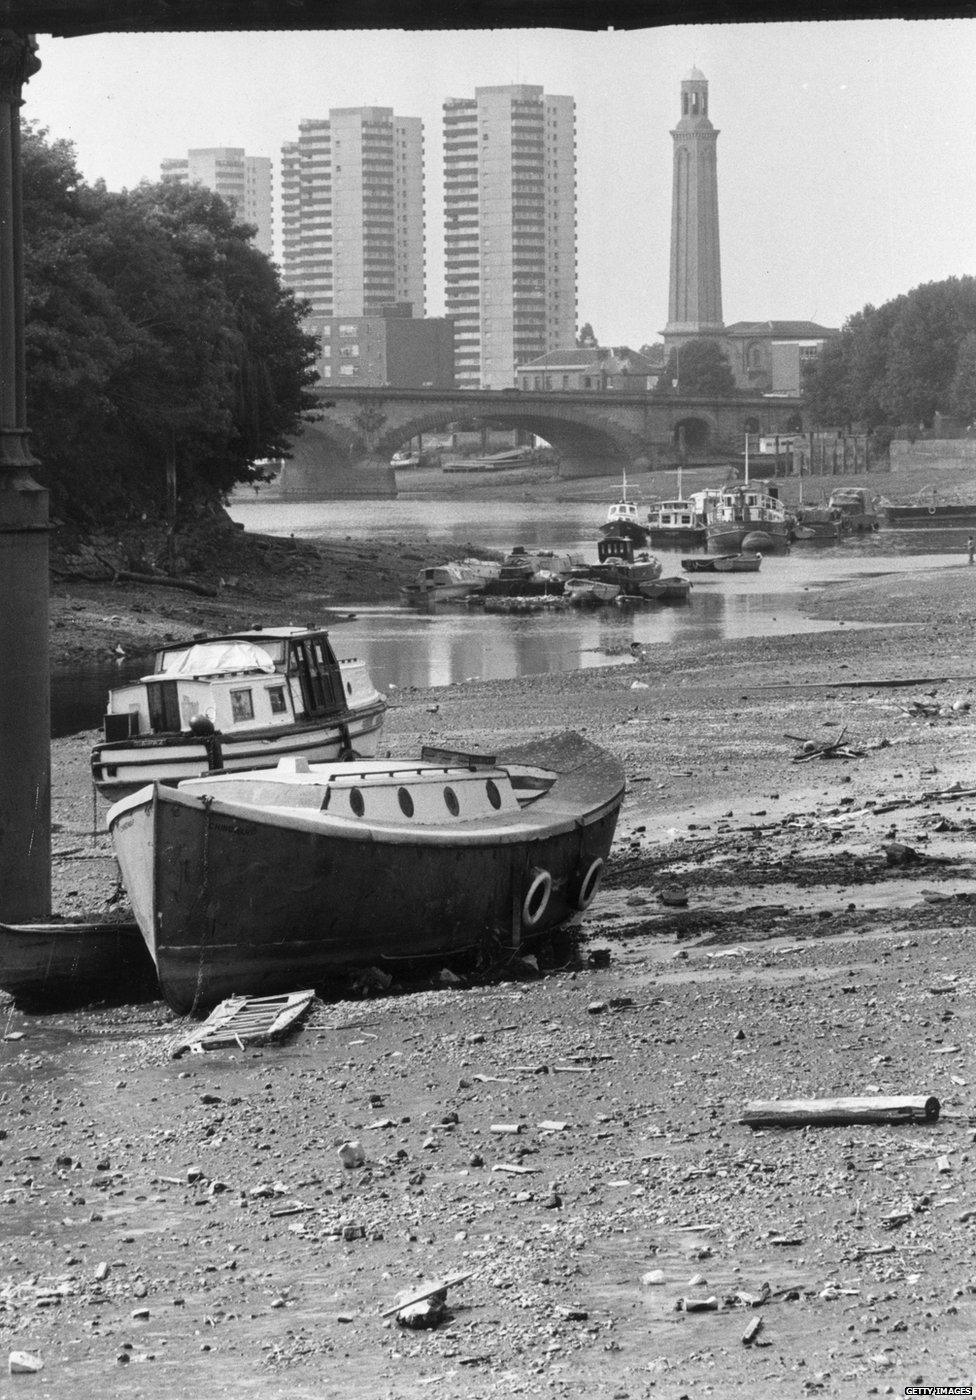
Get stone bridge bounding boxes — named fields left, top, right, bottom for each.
left=275, top=386, right=806, bottom=496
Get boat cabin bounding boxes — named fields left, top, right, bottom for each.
left=649, top=499, right=698, bottom=528
left=104, top=627, right=368, bottom=740
left=713, top=483, right=787, bottom=525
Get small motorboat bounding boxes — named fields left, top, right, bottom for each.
left=401, top=558, right=501, bottom=602
left=108, top=732, right=626, bottom=1015
left=681, top=556, right=717, bottom=573
left=90, top=626, right=386, bottom=801
left=639, top=575, right=692, bottom=601
left=0, top=919, right=158, bottom=1007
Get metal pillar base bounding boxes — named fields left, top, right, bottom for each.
left=0, top=467, right=50, bottom=921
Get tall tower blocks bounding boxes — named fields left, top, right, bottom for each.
left=665, top=68, right=723, bottom=336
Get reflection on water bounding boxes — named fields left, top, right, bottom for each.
left=54, top=501, right=970, bottom=737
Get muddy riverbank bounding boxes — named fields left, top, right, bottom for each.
left=2, top=554, right=972, bottom=1397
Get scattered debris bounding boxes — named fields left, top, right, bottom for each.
left=337, top=1141, right=366, bottom=1170
left=170, top=989, right=316, bottom=1057
left=742, top=1316, right=764, bottom=1345
left=787, top=727, right=867, bottom=762
left=8, top=1352, right=43, bottom=1375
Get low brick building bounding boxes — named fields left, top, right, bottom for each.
left=319, top=303, right=455, bottom=389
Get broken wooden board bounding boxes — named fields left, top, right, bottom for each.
left=170, top=989, right=316, bottom=1058
left=741, top=1094, right=940, bottom=1129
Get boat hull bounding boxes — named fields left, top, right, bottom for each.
left=707, top=521, right=791, bottom=552
left=639, top=576, right=691, bottom=600
left=0, top=921, right=158, bottom=1007
left=712, top=554, right=761, bottom=572
left=92, top=702, right=386, bottom=801
left=882, top=505, right=976, bottom=527
left=110, top=734, right=624, bottom=1015
left=598, top=519, right=649, bottom=547
left=646, top=525, right=707, bottom=549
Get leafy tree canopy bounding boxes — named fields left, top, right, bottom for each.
left=23, top=124, right=318, bottom=523
left=576, top=322, right=598, bottom=348
left=656, top=338, right=737, bottom=397
left=804, top=276, right=976, bottom=431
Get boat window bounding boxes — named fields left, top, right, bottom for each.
left=230, top=689, right=254, bottom=722
left=398, top=787, right=415, bottom=817
left=485, top=779, right=502, bottom=809
left=268, top=686, right=287, bottom=715
left=349, top=788, right=365, bottom=817
left=443, top=786, right=460, bottom=816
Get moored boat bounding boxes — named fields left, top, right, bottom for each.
left=589, top=535, right=663, bottom=598
left=639, top=575, right=692, bottom=601
left=712, top=553, right=762, bottom=572
left=882, top=501, right=976, bottom=527
left=706, top=482, right=792, bottom=553
left=108, top=732, right=626, bottom=1015
left=402, top=558, right=501, bottom=602
left=564, top=577, right=621, bottom=607
left=90, top=626, right=386, bottom=801
left=598, top=471, right=649, bottom=546
left=482, top=547, right=583, bottom=597
left=645, top=489, right=720, bottom=550
left=0, top=919, right=158, bottom=1007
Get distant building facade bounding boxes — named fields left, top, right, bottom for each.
left=516, top=346, right=660, bottom=393
left=319, top=303, right=454, bottom=388
left=160, top=148, right=273, bottom=257
left=443, top=84, right=577, bottom=390
left=724, top=321, right=840, bottom=395
left=281, top=108, right=424, bottom=335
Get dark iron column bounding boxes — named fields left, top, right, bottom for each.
left=0, top=31, right=49, bottom=921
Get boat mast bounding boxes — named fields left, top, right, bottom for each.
left=744, top=432, right=750, bottom=485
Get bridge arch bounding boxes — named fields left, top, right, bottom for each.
left=672, top=415, right=715, bottom=452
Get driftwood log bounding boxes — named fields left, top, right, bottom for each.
left=741, top=1095, right=940, bottom=1129
left=53, top=564, right=218, bottom=598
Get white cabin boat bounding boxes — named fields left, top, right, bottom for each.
left=402, top=558, right=501, bottom=602
left=599, top=472, right=649, bottom=546
left=91, top=626, right=386, bottom=800
left=706, top=483, right=792, bottom=553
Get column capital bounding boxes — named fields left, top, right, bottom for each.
left=0, top=31, right=39, bottom=104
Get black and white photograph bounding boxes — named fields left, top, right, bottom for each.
left=1, top=4, right=976, bottom=1395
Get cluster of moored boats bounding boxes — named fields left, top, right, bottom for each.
left=1, top=626, right=626, bottom=1017
left=606, top=478, right=880, bottom=554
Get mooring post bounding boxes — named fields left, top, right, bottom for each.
left=0, top=30, right=50, bottom=921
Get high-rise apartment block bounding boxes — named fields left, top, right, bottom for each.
left=160, top=148, right=273, bottom=258
left=280, top=108, right=425, bottom=333
left=443, top=85, right=577, bottom=390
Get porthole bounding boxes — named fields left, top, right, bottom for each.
left=397, top=787, right=414, bottom=817
left=349, top=787, right=365, bottom=817
left=485, top=778, right=502, bottom=809
left=443, top=785, right=460, bottom=816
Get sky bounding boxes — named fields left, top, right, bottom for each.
left=22, top=18, right=976, bottom=348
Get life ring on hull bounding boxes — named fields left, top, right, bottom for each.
left=522, top=868, right=553, bottom=928
left=575, top=857, right=605, bottom=911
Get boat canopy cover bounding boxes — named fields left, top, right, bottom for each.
left=158, top=640, right=277, bottom=677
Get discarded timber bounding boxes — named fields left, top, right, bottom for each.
left=741, top=1095, right=940, bottom=1129
left=170, top=989, right=316, bottom=1057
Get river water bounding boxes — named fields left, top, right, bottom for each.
left=52, top=498, right=969, bottom=738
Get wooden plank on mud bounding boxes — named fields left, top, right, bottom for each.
left=170, top=989, right=316, bottom=1058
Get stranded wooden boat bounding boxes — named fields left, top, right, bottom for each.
left=639, top=575, right=692, bottom=601
left=598, top=471, right=649, bottom=547
left=705, top=482, right=792, bottom=553
left=681, top=554, right=762, bottom=573
left=0, top=919, right=158, bottom=1007
left=589, top=535, right=662, bottom=598
left=108, top=731, right=625, bottom=1016
left=91, top=626, right=386, bottom=801
left=564, top=577, right=621, bottom=607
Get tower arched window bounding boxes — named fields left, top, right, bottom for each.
left=682, top=92, right=689, bottom=115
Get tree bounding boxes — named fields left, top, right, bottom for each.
left=804, top=276, right=976, bottom=430
left=656, top=338, right=737, bottom=396
left=576, top=322, right=598, bottom=348
left=948, top=332, right=976, bottom=425
left=22, top=124, right=317, bottom=523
